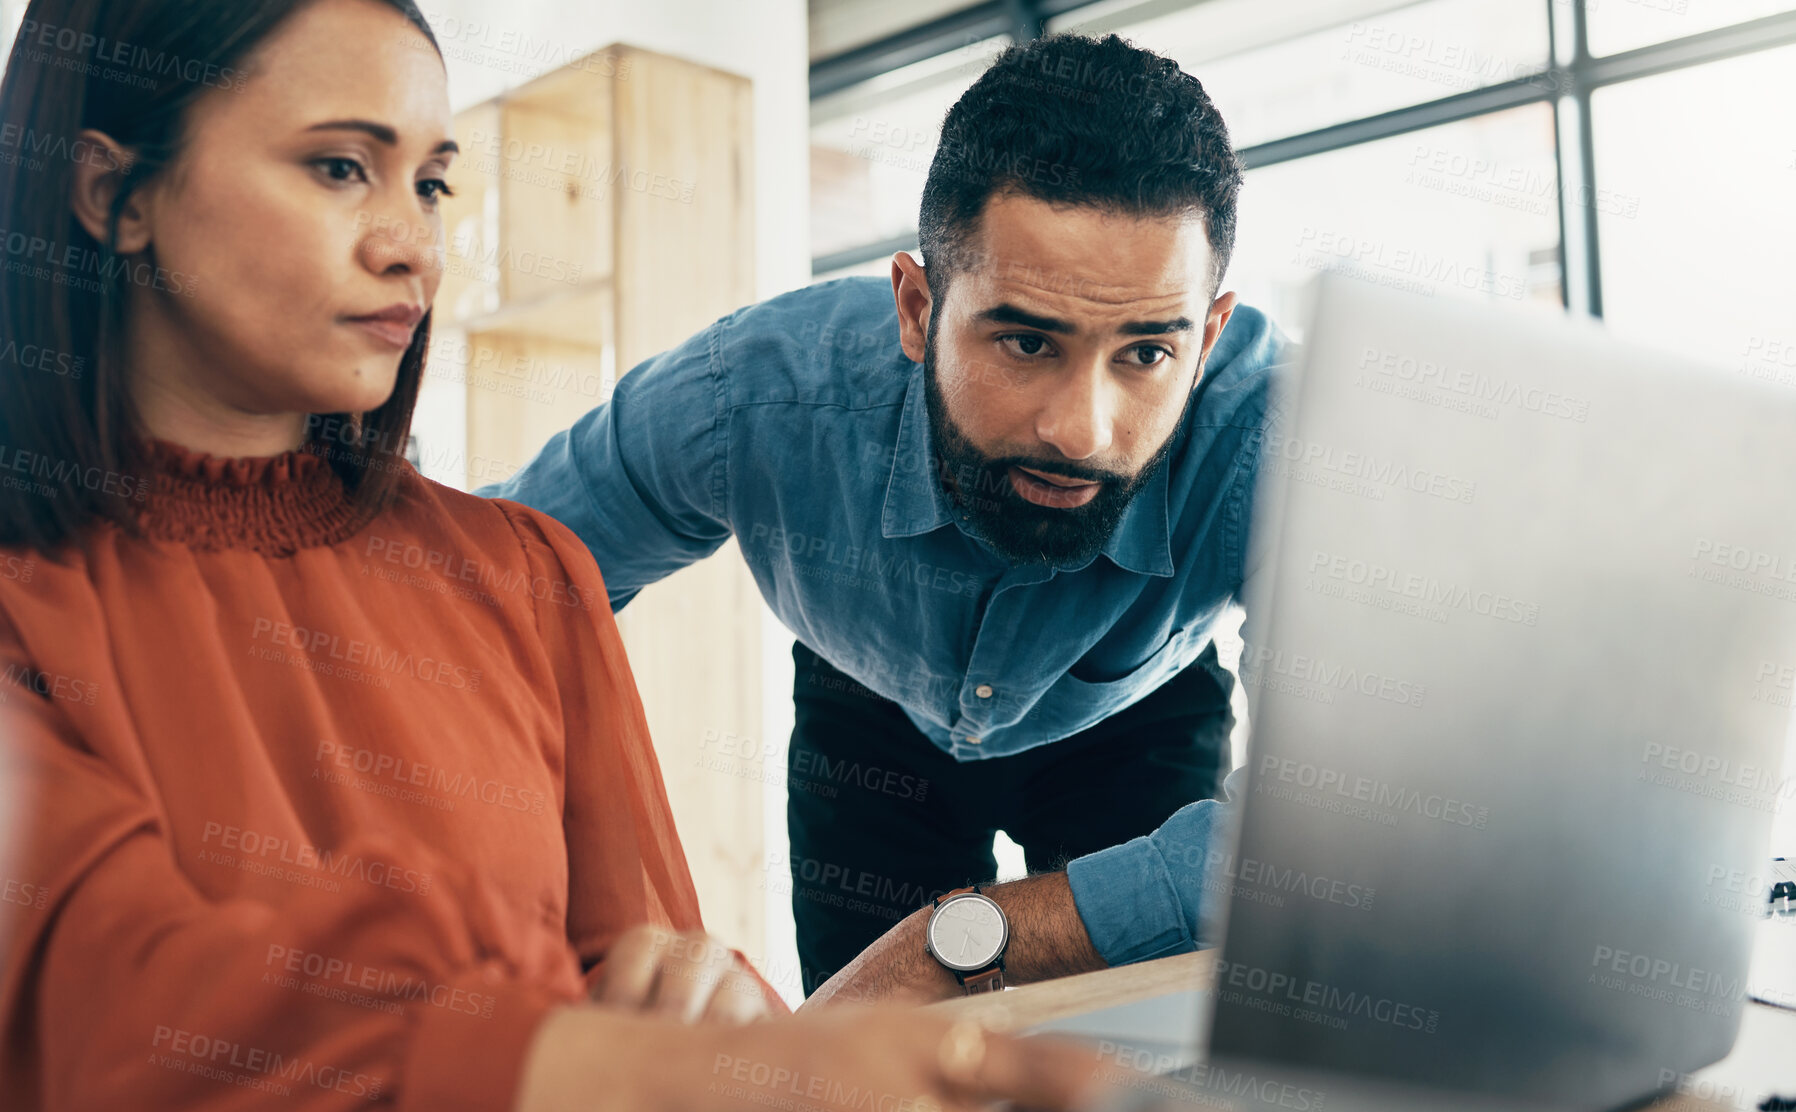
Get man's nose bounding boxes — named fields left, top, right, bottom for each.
left=1034, top=362, right=1116, bottom=461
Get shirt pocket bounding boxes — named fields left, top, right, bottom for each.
left=1065, top=625, right=1188, bottom=689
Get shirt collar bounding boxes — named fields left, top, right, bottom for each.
left=1097, top=450, right=1175, bottom=578
left=880, top=361, right=1176, bottom=578
left=881, top=362, right=957, bottom=539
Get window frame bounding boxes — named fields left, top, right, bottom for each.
left=808, top=0, right=1796, bottom=316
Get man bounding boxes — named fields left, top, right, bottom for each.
left=485, top=31, right=1288, bottom=999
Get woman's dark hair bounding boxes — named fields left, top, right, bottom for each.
left=0, top=0, right=441, bottom=549
left=918, top=32, right=1244, bottom=302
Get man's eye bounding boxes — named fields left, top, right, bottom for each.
left=1125, top=345, right=1171, bottom=368
left=1000, top=334, right=1049, bottom=358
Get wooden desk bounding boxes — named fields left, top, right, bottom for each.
left=929, top=950, right=1213, bottom=1032
left=929, top=950, right=1796, bottom=1111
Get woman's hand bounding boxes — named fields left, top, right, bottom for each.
left=588, top=924, right=777, bottom=1025
left=516, top=1003, right=1137, bottom=1112
left=704, top=1007, right=1126, bottom=1112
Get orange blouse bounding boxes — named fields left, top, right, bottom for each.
left=0, top=439, right=724, bottom=1110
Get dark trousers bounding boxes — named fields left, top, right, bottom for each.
left=786, top=640, right=1235, bottom=996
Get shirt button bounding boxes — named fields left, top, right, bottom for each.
left=974, top=685, right=994, bottom=699
left=965, top=735, right=981, bottom=745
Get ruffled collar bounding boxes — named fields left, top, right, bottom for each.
left=131, top=437, right=368, bottom=555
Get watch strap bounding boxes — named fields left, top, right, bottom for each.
left=961, top=961, right=1006, bottom=994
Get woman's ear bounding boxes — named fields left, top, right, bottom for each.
left=68, top=129, right=153, bottom=253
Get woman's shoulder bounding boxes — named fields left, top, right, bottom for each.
left=377, top=467, right=609, bottom=610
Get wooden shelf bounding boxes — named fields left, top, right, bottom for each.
left=457, top=276, right=615, bottom=348
left=439, top=45, right=766, bottom=959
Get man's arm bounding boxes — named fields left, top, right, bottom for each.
left=801, top=775, right=1248, bottom=1008
left=799, top=871, right=1104, bottom=1008
left=478, top=319, right=734, bottom=610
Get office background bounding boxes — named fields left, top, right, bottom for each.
left=4, top=0, right=1791, bottom=1005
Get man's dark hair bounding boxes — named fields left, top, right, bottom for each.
left=918, top=33, right=1243, bottom=300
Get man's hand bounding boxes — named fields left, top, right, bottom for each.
left=800, top=872, right=1108, bottom=1010
left=591, top=924, right=778, bottom=1024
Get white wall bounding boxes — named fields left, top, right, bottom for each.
left=0, top=1, right=21, bottom=57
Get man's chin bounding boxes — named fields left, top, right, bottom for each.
left=964, top=499, right=1111, bottom=567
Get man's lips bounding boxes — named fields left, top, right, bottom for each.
left=1008, top=465, right=1101, bottom=508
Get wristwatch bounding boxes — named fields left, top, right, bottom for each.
left=924, top=885, right=1009, bottom=994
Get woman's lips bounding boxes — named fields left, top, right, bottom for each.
left=1008, top=465, right=1101, bottom=508
left=345, top=317, right=416, bottom=348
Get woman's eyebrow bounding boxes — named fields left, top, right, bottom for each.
left=304, top=118, right=458, bottom=156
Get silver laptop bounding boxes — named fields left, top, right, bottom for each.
left=1044, top=271, right=1796, bottom=1112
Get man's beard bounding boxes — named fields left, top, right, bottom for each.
left=922, top=324, right=1186, bottom=568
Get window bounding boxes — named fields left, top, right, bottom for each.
left=810, top=1, right=1796, bottom=338
left=810, top=36, right=1009, bottom=265
left=1070, top=0, right=1549, bottom=148
left=813, top=253, right=905, bottom=284
left=1228, top=105, right=1562, bottom=335
left=1591, top=43, right=1796, bottom=369
left=811, top=0, right=995, bottom=60
left=1586, top=0, right=1796, bottom=56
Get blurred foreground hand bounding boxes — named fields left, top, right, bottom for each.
left=589, top=924, right=783, bottom=1025
left=517, top=1002, right=1177, bottom=1112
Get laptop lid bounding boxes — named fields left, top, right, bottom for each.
left=1205, top=271, right=1796, bottom=1109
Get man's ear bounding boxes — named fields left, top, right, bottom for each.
left=890, top=251, right=934, bottom=364
left=68, top=129, right=153, bottom=253
left=1193, top=289, right=1239, bottom=387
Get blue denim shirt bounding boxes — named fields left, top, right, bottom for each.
left=483, top=276, right=1288, bottom=965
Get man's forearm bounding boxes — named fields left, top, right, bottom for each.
left=983, top=871, right=1107, bottom=984
left=800, top=870, right=1105, bottom=1009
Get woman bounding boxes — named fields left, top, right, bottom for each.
left=0, top=0, right=1119, bottom=1108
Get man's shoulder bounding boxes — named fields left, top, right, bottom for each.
left=1190, top=302, right=1293, bottom=434
left=712, top=276, right=913, bottom=412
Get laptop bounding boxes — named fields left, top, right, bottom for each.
left=1036, top=271, right=1796, bottom=1111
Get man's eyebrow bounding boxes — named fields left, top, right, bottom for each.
left=305, top=119, right=459, bottom=157
left=975, top=303, right=1195, bottom=337
left=976, top=303, right=1074, bottom=333
left=1118, top=317, right=1194, bottom=336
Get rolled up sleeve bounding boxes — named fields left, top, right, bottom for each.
left=1064, top=766, right=1246, bottom=966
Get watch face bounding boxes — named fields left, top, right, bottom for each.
left=928, top=894, right=1007, bottom=972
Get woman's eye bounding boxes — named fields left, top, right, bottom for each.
left=1000, top=334, right=1050, bottom=358
left=1125, top=345, right=1171, bottom=368
left=315, top=156, right=367, bottom=183
left=418, top=179, right=456, bottom=203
